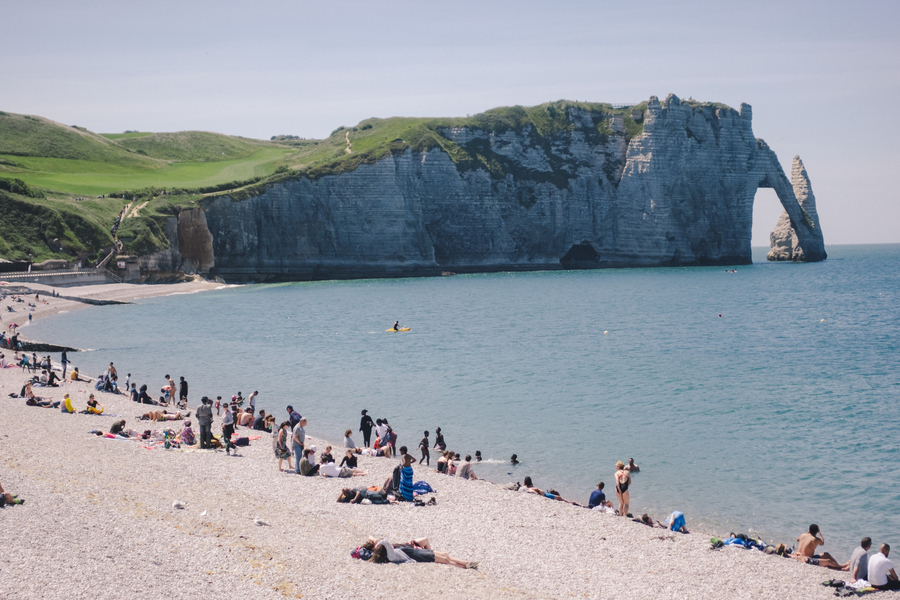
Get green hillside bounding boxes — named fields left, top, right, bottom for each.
left=115, top=131, right=272, bottom=162
left=0, top=111, right=162, bottom=168
left=0, top=99, right=674, bottom=263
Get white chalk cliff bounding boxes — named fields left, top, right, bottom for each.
left=164, top=95, right=826, bottom=281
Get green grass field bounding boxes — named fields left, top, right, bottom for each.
left=0, top=99, right=691, bottom=262
left=1, top=146, right=292, bottom=196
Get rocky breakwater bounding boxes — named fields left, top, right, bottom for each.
left=170, top=95, right=827, bottom=282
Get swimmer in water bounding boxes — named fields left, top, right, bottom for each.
left=393, top=321, right=400, bottom=331
left=475, top=450, right=482, bottom=462
left=511, top=454, right=519, bottom=465
left=628, top=458, right=640, bottom=473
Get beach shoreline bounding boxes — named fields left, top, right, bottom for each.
left=0, top=282, right=852, bottom=599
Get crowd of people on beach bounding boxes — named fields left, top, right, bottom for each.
left=5, top=289, right=893, bottom=589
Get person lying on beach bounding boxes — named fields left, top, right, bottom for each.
left=338, top=486, right=394, bottom=504
left=140, top=410, right=186, bottom=422
left=86, top=394, right=104, bottom=415
left=320, top=462, right=368, bottom=478
left=355, top=446, right=386, bottom=457
left=360, top=537, right=478, bottom=569
left=0, top=482, right=24, bottom=507
left=520, top=476, right=579, bottom=505
left=793, top=524, right=847, bottom=570
left=665, top=511, right=689, bottom=533
left=24, top=384, right=59, bottom=408
left=633, top=514, right=666, bottom=528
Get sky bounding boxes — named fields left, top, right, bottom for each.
left=3, top=0, right=898, bottom=245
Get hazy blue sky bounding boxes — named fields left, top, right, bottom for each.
left=3, top=0, right=898, bottom=245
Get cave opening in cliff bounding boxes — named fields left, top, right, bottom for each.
left=560, top=242, right=600, bottom=269
left=751, top=188, right=784, bottom=250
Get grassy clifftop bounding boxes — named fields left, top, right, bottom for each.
left=1, top=98, right=727, bottom=262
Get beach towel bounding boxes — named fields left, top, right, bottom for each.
left=412, top=481, right=434, bottom=495
left=399, top=466, right=414, bottom=501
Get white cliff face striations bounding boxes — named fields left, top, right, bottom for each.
left=767, top=156, right=824, bottom=262
left=172, top=95, right=825, bottom=282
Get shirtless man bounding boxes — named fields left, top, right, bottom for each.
left=793, top=524, right=847, bottom=570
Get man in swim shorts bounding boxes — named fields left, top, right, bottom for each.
left=793, top=524, right=847, bottom=570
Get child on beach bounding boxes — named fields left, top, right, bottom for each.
left=215, top=396, right=221, bottom=415
left=418, top=431, right=430, bottom=465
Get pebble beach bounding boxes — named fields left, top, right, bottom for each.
left=0, top=283, right=851, bottom=599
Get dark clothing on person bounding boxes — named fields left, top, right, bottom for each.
left=253, top=415, right=266, bottom=430
left=179, top=379, right=188, bottom=400
left=588, top=489, right=607, bottom=508
left=360, top=414, right=375, bottom=447
left=340, top=454, right=358, bottom=468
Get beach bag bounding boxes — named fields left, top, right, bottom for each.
left=351, top=547, right=372, bottom=560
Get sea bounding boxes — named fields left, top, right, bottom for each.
left=24, top=244, right=900, bottom=555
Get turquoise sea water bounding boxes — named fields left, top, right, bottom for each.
left=26, top=244, right=900, bottom=556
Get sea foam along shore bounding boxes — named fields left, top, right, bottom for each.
left=0, top=283, right=848, bottom=599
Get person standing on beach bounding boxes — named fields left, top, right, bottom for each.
left=197, top=397, right=213, bottom=449
left=292, top=418, right=307, bottom=474
left=248, top=391, right=258, bottom=412
left=615, top=461, right=631, bottom=517
left=222, top=404, right=235, bottom=455
left=60, top=349, right=68, bottom=378
left=179, top=377, right=188, bottom=409
left=360, top=410, right=375, bottom=447
left=287, top=405, right=301, bottom=429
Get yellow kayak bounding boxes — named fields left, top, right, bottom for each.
left=386, top=327, right=411, bottom=332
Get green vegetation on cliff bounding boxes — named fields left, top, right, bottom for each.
left=0, top=98, right=728, bottom=261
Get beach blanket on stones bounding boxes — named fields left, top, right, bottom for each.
left=412, top=481, right=434, bottom=495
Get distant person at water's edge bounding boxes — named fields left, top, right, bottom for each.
left=287, top=405, right=301, bottom=428
left=588, top=482, right=607, bottom=509
left=615, top=461, right=631, bottom=517
left=196, top=396, right=213, bottom=449
left=360, top=409, right=375, bottom=447
left=869, top=544, right=900, bottom=590
left=418, top=431, right=430, bottom=465
left=433, top=427, right=445, bottom=451
left=793, top=524, right=846, bottom=570
left=293, top=418, right=307, bottom=474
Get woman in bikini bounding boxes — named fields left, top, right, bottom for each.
left=615, top=460, right=631, bottom=517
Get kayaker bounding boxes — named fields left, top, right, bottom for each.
left=393, top=321, right=400, bottom=331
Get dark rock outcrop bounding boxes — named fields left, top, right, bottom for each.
left=163, top=95, right=828, bottom=282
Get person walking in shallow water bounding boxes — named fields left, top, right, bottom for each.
left=615, top=461, right=631, bottom=517
left=418, top=431, right=430, bottom=465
